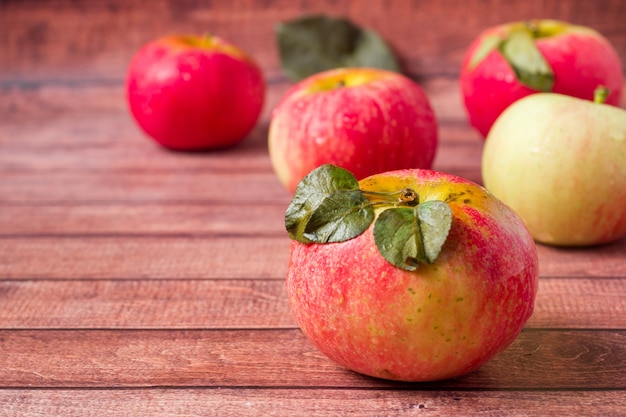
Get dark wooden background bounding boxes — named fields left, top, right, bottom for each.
left=1, top=1, right=625, bottom=415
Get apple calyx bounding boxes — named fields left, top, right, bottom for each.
left=285, top=164, right=452, bottom=271
left=168, top=34, right=249, bottom=61
left=470, top=20, right=555, bottom=91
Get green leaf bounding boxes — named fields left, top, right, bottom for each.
left=285, top=164, right=365, bottom=243
left=373, top=207, right=422, bottom=271
left=468, top=34, right=501, bottom=70
left=285, top=164, right=453, bottom=274
left=373, top=201, right=452, bottom=271
left=275, top=14, right=400, bottom=82
left=303, top=189, right=374, bottom=243
left=417, top=200, right=453, bottom=263
left=499, top=26, right=554, bottom=91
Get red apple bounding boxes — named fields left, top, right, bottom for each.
left=268, top=68, right=438, bottom=193
left=460, top=19, right=623, bottom=138
left=285, top=165, right=538, bottom=382
left=126, top=34, right=265, bottom=150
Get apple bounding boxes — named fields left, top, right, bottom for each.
left=268, top=67, right=438, bottom=193
left=126, top=34, right=265, bottom=150
left=482, top=88, right=626, bottom=246
left=284, top=164, right=538, bottom=382
left=460, top=19, right=623, bottom=138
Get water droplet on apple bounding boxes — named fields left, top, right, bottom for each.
left=610, top=130, right=625, bottom=142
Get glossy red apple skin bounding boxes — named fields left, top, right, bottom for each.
left=460, top=20, right=623, bottom=138
left=126, top=35, right=265, bottom=150
left=286, top=169, right=538, bottom=382
left=269, top=68, right=438, bottom=193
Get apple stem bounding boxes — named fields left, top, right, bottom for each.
left=524, top=20, right=539, bottom=37
left=594, top=86, right=610, bottom=104
left=361, top=188, right=419, bottom=207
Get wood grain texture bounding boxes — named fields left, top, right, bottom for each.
left=0, top=278, right=624, bottom=330
left=2, top=0, right=625, bottom=82
left=0, top=329, right=624, bottom=389
left=1, top=389, right=624, bottom=417
left=0, top=236, right=291, bottom=280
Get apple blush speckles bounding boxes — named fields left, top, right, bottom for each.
left=268, top=67, right=438, bottom=194
left=285, top=167, right=538, bottom=382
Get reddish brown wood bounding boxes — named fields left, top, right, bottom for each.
left=1, top=389, right=624, bottom=417
left=0, top=236, right=291, bottom=279
left=0, top=204, right=287, bottom=236
left=0, top=329, right=624, bottom=389
left=1, top=0, right=625, bottom=82
left=0, top=278, right=624, bottom=330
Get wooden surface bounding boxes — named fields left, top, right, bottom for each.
left=1, top=1, right=625, bottom=416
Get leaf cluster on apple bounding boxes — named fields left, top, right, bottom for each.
left=460, top=19, right=624, bottom=138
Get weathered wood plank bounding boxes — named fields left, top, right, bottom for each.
left=536, top=240, right=626, bottom=278
left=1, top=236, right=625, bottom=280
left=0, top=204, right=288, bottom=236
left=0, top=279, right=294, bottom=329
left=0, top=329, right=624, bottom=389
left=2, top=0, right=625, bottom=81
left=0, top=278, right=624, bottom=330
left=0, top=171, right=292, bottom=204
left=0, top=236, right=290, bottom=280
left=1, top=389, right=624, bottom=417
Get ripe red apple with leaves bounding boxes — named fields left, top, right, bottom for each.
left=268, top=68, right=438, bottom=193
left=285, top=165, right=538, bottom=382
left=126, top=34, right=265, bottom=150
left=460, top=19, right=623, bottom=138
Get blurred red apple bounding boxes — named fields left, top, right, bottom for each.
left=460, top=19, right=623, bottom=138
left=126, top=34, right=265, bottom=150
left=285, top=165, right=538, bottom=382
left=269, top=68, right=438, bottom=193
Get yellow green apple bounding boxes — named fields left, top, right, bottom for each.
left=482, top=88, right=626, bottom=246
